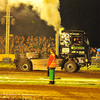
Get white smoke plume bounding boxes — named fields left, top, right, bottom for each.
left=0, top=0, right=61, bottom=31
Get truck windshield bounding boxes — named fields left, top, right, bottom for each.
left=73, top=37, right=82, bottom=45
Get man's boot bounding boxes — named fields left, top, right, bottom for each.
left=49, top=81, right=55, bottom=84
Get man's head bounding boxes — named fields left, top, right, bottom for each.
left=50, top=48, right=54, bottom=54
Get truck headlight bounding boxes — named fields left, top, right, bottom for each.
left=85, top=59, right=88, bottom=62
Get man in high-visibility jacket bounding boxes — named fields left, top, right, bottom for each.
left=47, top=48, right=56, bottom=84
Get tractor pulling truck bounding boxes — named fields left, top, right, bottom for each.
left=14, top=28, right=91, bottom=73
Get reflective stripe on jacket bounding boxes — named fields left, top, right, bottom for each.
left=49, top=59, right=56, bottom=68
left=47, top=53, right=56, bottom=68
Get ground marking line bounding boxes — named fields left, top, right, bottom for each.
left=0, top=80, right=100, bottom=85
left=0, top=77, right=100, bottom=82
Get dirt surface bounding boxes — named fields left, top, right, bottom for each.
left=0, top=69, right=100, bottom=100
left=0, top=68, right=100, bottom=78
left=0, top=84, right=100, bottom=100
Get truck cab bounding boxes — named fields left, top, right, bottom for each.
left=59, top=30, right=91, bottom=72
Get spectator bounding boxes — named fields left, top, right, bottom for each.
left=0, top=49, right=1, bottom=53
left=30, top=36, right=34, bottom=43
left=2, top=49, right=4, bottom=54
left=96, top=51, right=100, bottom=59
left=92, top=49, right=97, bottom=56
left=95, top=51, right=100, bottom=67
left=90, top=47, right=94, bottom=56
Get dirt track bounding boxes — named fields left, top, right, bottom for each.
left=0, top=84, right=100, bottom=100
left=0, top=69, right=100, bottom=100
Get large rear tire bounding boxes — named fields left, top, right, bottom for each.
left=64, top=60, right=77, bottom=73
left=18, top=60, right=31, bottom=71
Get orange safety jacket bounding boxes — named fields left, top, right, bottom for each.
left=47, top=53, right=56, bottom=68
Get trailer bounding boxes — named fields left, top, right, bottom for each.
left=14, top=29, right=91, bottom=72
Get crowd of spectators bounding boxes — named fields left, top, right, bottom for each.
left=0, top=35, right=99, bottom=58
left=0, top=35, right=55, bottom=58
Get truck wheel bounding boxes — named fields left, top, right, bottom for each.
left=18, top=60, right=31, bottom=71
left=64, top=60, right=77, bottom=73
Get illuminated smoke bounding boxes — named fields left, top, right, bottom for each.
left=0, top=0, right=61, bottom=31
left=0, top=1, right=6, bottom=11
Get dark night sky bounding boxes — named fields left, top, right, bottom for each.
left=59, top=0, right=100, bottom=47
